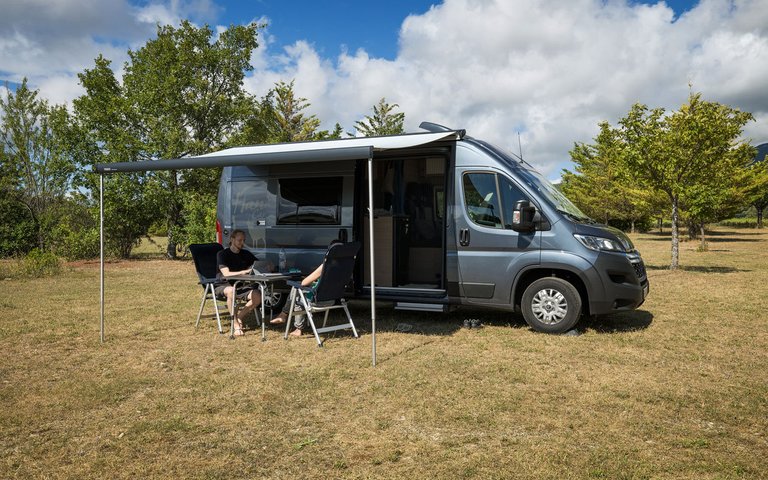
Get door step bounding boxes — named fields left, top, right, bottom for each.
left=394, top=302, right=446, bottom=312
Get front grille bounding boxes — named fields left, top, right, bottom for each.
left=631, top=259, right=646, bottom=279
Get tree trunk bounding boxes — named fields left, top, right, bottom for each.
left=658, top=217, right=663, bottom=233
left=758, top=206, right=764, bottom=229
left=699, top=223, right=706, bottom=251
left=630, top=219, right=636, bottom=234
left=165, top=170, right=180, bottom=259
left=687, top=222, right=697, bottom=241
left=670, top=197, right=679, bottom=269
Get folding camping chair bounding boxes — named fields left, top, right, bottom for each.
left=189, top=243, right=227, bottom=333
left=284, top=241, right=361, bottom=347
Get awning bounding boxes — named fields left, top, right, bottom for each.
left=94, top=131, right=461, bottom=173
left=97, top=129, right=463, bottom=367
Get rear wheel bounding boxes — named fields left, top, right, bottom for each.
left=521, top=277, right=581, bottom=333
left=263, top=291, right=287, bottom=314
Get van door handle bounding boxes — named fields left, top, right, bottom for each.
left=459, top=228, right=470, bottom=246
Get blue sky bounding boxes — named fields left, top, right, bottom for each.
left=1, top=0, right=766, bottom=177
left=216, top=0, right=439, bottom=60
left=203, top=0, right=699, bottom=60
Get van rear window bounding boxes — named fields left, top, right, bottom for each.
left=277, top=177, right=342, bottom=225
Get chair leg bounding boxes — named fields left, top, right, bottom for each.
left=195, top=286, right=208, bottom=329
left=305, top=309, right=323, bottom=347
left=212, top=290, right=223, bottom=334
left=341, top=299, right=358, bottom=338
left=284, top=287, right=298, bottom=339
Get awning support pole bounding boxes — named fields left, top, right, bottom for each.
left=368, top=156, right=376, bottom=367
left=100, top=174, right=105, bottom=343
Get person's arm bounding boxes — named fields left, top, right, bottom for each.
left=301, top=264, right=323, bottom=286
left=219, top=265, right=252, bottom=277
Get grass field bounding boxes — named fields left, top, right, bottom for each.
left=1, top=228, right=767, bottom=479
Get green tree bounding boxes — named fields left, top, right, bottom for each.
left=72, top=56, right=157, bottom=258
left=74, top=21, right=261, bottom=258
left=618, top=92, right=754, bottom=268
left=561, top=122, right=653, bottom=231
left=269, top=80, right=322, bottom=142
left=0, top=79, right=75, bottom=251
left=353, top=98, right=405, bottom=137
left=744, top=146, right=768, bottom=228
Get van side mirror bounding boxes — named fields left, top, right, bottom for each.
left=511, top=200, right=536, bottom=233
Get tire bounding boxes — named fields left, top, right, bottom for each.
left=521, top=277, right=582, bottom=333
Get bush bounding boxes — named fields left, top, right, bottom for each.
left=22, top=249, right=61, bottom=277
left=717, top=217, right=759, bottom=228
left=60, top=227, right=100, bottom=260
left=0, top=195, right=37, bottom=256
left=178, top=193, right=217, bottom=247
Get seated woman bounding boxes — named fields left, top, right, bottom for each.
left=269, top=239, right=342, bottom=336
left=215, top=229, right=262, bottom=336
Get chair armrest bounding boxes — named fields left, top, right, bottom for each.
left=287, top=280, right=312, bottom=291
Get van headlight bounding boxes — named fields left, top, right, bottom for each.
left=573, top=234, right=627, bottom=252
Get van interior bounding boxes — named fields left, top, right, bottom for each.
left=360, top=151, right=448, bottom=293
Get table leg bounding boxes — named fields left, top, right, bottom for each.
left=260, top=283, right=267, bottom=342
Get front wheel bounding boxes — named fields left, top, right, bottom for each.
left=521, top=277, right=582, bottom=333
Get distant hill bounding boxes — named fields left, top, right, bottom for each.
left=755, top=143, right=768, bottom=164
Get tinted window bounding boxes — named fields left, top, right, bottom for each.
left=278, top=177, right=342, bottom=225
left=499, top=176, right=528, bottom=229
left=463, top=173, right=502, bottom=228
left=463, top=173, right=529, bottom=230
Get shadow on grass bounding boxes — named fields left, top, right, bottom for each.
left=645, top=264, right=747, bottom=273
left=582, top=310, right=654, bottom=333
left=639, top=230, right=763, bottom=243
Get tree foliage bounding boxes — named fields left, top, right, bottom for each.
left=561, top=122, right=655, bottom=231
left=73, top=21, right=261, bottom=258
left=744, top=144, right=768, bottom=228
left=617, top=93, right=755, bottom=268
left=0, top=79, right=75, bottom=251
left=353, top=98, right=405, bottom=137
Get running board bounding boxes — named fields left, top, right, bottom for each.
left=395, top=302, right=446, bottom=312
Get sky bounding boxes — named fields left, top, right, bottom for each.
left=1, top=0, right=767, bottom=179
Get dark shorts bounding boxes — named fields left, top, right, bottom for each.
left=214, top=284, right=253, bottom=301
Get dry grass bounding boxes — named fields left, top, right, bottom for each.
left=1, top=227, right=767, bottom=479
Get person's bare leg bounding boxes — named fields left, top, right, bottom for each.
left=236, top=291, right=261, bottom=324
left=226, top=287, right=244, bottom=335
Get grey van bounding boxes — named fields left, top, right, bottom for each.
left=215, top=123, right=649, bottom=333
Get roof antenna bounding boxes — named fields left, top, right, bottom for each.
left=517, top=132, right=523, bottom=161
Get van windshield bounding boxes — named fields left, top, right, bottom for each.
left=479, top=141, right=591, bottom=222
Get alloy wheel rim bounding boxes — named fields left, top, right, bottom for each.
left=531, top=288, right=568, bottom=325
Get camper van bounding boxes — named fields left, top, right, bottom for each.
left=214, top=123, right=649, bottom=333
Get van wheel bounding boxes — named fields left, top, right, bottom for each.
left=521, top=277, right=581, bottom=333
left=263, top=291, right=287, bottom=313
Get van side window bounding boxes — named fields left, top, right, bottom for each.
left=278, top=177, right=342, bottom=225
left=463, top=173, right=503, bottom=228
left=499, top=176, right=529, bottom=229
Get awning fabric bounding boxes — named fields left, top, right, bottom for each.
left=94, top=131, right=460, bottom=173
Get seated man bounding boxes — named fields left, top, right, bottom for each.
left=215, top=229, right=262, bottom=336
left=270, top=239, right=342, bottom=336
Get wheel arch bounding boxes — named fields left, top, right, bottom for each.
left=512, top=266, right=591, bottom=316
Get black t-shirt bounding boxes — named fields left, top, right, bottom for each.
left=216, top=248, right=257, bottom=282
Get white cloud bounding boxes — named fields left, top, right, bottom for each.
left=0, top=0, right=218, bottom=105
left=2, top=0, right=767, bottom=177
left=247, top=0, right=768, bottom=177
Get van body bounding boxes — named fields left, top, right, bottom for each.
left=216, top=126, right=649, bottom=333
